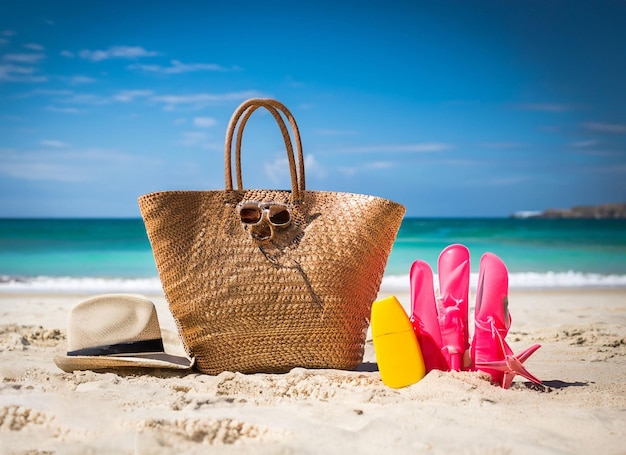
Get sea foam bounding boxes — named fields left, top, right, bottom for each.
left=1, top=272, right=626, bottom=293
left=381, top=272, right=626, bottom=291
left=0, top=276, right=164, bottom=293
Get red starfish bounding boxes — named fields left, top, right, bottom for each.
left=474, top=326, right=542, bottom=389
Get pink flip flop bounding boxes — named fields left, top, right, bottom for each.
left=410, top=259, right=448, bottom=372
left=410, top=244, right=470, bottom=372
left=437, top=244, right=470, bottom=371
left=470, top=252, right=543, bottom=389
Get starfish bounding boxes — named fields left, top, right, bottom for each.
left=475, top=326, right=543, bottom=389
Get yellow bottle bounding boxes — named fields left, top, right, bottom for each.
left=371, top=295, right=426, bottom=388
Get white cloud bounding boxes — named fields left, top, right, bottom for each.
left=596, top=164, right=626, bottom=174
left=316, top=129, right=358, bottom=136
left=263, top=154, right=326, bottom=184
left=180, top=131, right=207, bottom=144
left=575, top=149, right=624, bottom=158
left=18, top=89, right=74, bottom=98
left=486, top=175, right=534, bottom=186
left=40, top=140, right=69, bottom=148
left=285, top=76, right=304, bottom=87
left=304, top=154, right=326, bottom=179
left=0, top=63, right=47, bottom=82
left=0, top=32, right=11, bottom=44
left=582, top=122, right=626, bottom=134
left=462, top=173, right=535, bottom=187
left=113, top=90, right=154, bottom=102
left=193, top=117, right=217, bottom=128
left=441, top=158, right=485, bottom=166
left=79, top=46, right=158, bottom=62
left=570, top=140, right=599, bottom=148
left=22, top=87, right=156, bottom=107
left=515, top=103, right=576, bottom=112
left=67, top=75, right=97, bottom=85
left=365, top=161, right=395, bottom=169
left=152, top=90, right=266, bottom=110
left=1, top=114, right=22, bottom=122
left=263, top=155, right=291, bottom=185
left=24, top=43, right=44, bottom=51
left=3, top=53, right=45, bottom=64
left=338, top=161, right=395, bottom=176
left=60, top=50, right=75, bottom=58
left=26, top=88, right=154, bottom=105
left=179, top=131, right=220, bottom=150
left=0, top=64, right=31, bottom=78
left=45, top=105, right=82, bottom=114
left=61, top=93, right=110, bottom=105
left=0, top=147, right=152, bottom=182
left=0, top=148, right=87, bottom=182
left=0, top=47, right=46, bottom=83
left=129, top=59, right=233, bottom=74
left=338, top=166, right=358, bottom=177
left=2, top=160, right=88, bottom=182
left=479, top=142, right=525, bottom=149
left=341, top=143, right=452, bottom=153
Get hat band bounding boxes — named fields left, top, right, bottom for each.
left=67, top=338, right=165, bottom=357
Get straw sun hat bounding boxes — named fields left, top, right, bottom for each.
left=54, top=294, right=193, bottom=372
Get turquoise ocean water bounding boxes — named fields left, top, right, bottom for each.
left=1, top=218, right=625, bottom=292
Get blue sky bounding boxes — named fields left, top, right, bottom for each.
left=1, top=0, right=625, bottom=217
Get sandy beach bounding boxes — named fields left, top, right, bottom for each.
left=1, top=288, right=625, bottom=454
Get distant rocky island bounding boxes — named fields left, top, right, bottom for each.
left=511, top=203, right=626, bottom=219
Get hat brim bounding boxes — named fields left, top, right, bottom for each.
left=54, top=351, right=194, bottom=372
left=54, top=328, right=194, bottom=372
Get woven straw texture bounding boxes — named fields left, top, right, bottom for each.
left=139, top=99, right=405, bottom=374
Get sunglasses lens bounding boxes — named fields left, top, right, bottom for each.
left=239, top=207, right=262, bottom=224
left=269, top=207, right=291, bottom=226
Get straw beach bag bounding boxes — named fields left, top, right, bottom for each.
left=138, top=98, right=405, bottom=374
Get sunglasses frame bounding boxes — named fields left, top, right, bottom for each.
left=237, top=201, right=292, bottom=227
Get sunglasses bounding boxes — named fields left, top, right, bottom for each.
left=238, top=201, right=292, bottom=227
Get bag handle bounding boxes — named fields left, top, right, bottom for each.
left=225, top=98, right=306, bottom=202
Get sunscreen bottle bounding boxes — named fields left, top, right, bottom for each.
left=371, top=295, right=426, bottom=388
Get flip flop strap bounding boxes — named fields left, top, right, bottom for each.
left=439, top=304, right=465, bottom=353
left=474, top=316, right=508, bottom=341
left=438, top=303, right=467, bottom=370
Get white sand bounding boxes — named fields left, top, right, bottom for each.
left=1, top=289, right=625, bottom=454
